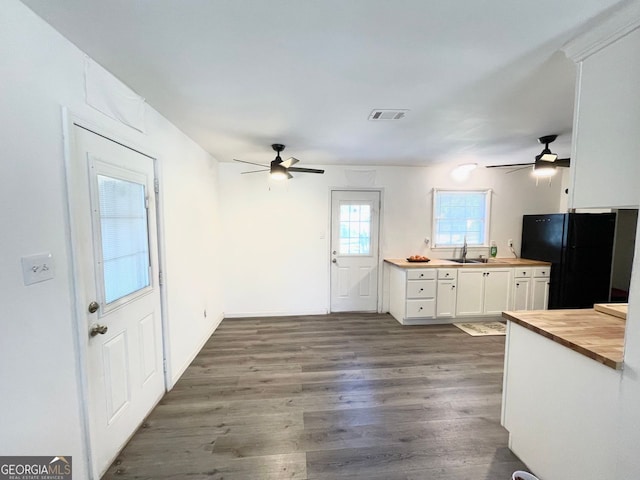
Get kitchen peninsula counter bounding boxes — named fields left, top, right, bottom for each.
left=501, top=306, right=626, bottom=480
left=502, top=308, right=625, bottom=369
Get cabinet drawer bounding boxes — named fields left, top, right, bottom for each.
left=534, top=267, right=550, bottom=278
left=407, top=269, right=436, bottom=280
left=406, top=280, right=436, bottom=298
left=438, top=268, right=457, bottom=280
left=406, top=299, right=435, bottom=318
left=513, top=267, right=532, bottom=278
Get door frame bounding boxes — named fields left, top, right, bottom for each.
left=328, top=187, right=385, bottom=313
left=61, top=108, right=170, bottom=479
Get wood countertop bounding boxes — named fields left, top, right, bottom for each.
left=502, top=309, right=625, bottom=370
left=384, top=258, right=551, bottom=268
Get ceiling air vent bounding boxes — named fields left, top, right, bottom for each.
left=368, top=109, right=409, bottom=121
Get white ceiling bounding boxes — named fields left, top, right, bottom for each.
left=22, top=0, right=623, bottom=167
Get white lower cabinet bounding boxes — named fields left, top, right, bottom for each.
left=512, top=268, right=532, bottom=310
left=455, top=269, right=485, bottom=316
left=513, top=266, right=549, bottom=310
left=436, top=269, right=457, bottom=318
left=455, top=268, right=512, bottom=317
left=389, top=266, right=436, bottom=324
left=531, top=267, right=550, bottom=310
left=388, top=263, right=547, bottom=324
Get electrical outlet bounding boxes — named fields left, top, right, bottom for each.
left=507, top=239, right=513, bottom=248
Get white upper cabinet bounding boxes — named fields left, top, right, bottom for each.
left=565, top=14, right=640, bottom=209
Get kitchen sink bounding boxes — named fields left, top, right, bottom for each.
left=446, top=258, right=489, bottom=264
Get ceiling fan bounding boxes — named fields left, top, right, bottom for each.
left=234, top=144, right=324, bottom=180
left=486, top=135, right=570, bottom=177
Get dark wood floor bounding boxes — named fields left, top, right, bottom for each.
left=103, top=313, right=526, bottom=479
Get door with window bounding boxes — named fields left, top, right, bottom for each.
left=68, top=125, right=164, bottom=477
left=330, top=190, right=381, bottom=312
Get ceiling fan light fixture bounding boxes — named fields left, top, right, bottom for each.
left=270, top=162, right=288, bottom=180
left=539, top=149, right=558, bottom=162
left=537, top=135, right=559, bottom=162
left=532, top=159, right=557, bottom=178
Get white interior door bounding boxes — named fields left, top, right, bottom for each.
left=330, top=190, right=381, bottom=312
left=68, top=124, right=164, bottom=477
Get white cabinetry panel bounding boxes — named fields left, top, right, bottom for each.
left=436, top=274, right=457, bottom=318
left=571, top=29, right=640, bottom=209
left=483, top=269, right=512, bottom=315
left=456, top=268, right=512, bottom=317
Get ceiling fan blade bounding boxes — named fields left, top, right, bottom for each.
left=556, top=158, right=571, bottom=167
left=241, top=169, right=270, bottom=174
left=234, top=158, right=269, bottom=167
left=286, top=171, right=293, bottom=179
left=280, top=157, right=299, bottom=168
left=287, top=167, right=325, bottom=174
left=485, top=163, right=535, bottom=168
left=506, top=166, right=533, bottom=174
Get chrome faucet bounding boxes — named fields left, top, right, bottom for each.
left=461, top=236, right=468, bottom=261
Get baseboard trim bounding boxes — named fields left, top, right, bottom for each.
left=168, top=312, right=224, bottom=389
left=223, top=309, right=328, bottom=318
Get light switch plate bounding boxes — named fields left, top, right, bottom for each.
left=21, top=253, right=55, bottom=285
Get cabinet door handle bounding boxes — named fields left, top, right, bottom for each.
left=419, top=288, right=424, bottom=292
left=451, top=285, right=455, bottom=289
left=418, top=306, right=423, bottom=310
left=516, top=283, right=520, bottom=287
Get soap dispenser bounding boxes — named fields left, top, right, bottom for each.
left=490, top=241, right=497, bottom=258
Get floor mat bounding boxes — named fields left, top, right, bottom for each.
left=454, top=321, right=506, bottom=336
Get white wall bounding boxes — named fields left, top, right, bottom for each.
left=0, top=1, right=222, bottom=477
left=219, top=161, right=563, bottom=316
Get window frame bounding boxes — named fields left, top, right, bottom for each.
left=431, top=188, right=492, bottom=248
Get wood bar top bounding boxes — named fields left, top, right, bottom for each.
left=385, top=258, right=551, bottom=268
left=594, top=303, right=628, bottom=319
left=502, top=309, right=625, bottom=370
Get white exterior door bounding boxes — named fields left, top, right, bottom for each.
left=330, top=190, right=381, bottom=312
left=68, top=125, right=164, bottom=478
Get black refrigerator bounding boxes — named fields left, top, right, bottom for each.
left=521, top=213, right=616, bottom=309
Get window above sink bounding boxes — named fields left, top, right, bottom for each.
left=432, top=189, right=492, bottom=248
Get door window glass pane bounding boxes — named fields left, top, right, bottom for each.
left=98, top=175, right=150, bottom=304
left=339, top=202, right=371, bottom=255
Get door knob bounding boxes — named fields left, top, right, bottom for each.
left=332, top=259, right=337, bottom=263
left=90, top=324, right=108, bottom=337
left=88, top=301, right=99, bottom=314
